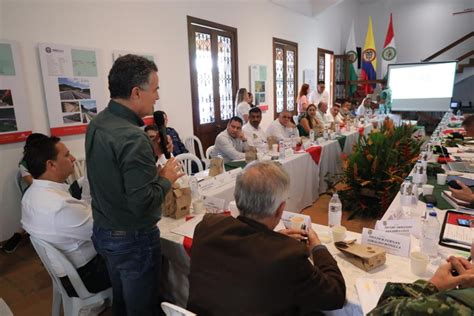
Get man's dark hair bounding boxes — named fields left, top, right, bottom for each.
left=249, top=107, right=262, bottom=115
left=108, top=54, right=158, bottom=99
left=462, top=115, right=474, bottom=128
left=144, top=124, right=159, bottom=132
left=23, top=133, right=48, bottom=153
left=229, top=116, right=243, bottom=125
left=317, top=80, right=325, bottom=85
left=24, top=136, right=61, bottom=179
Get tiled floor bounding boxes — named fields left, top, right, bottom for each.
left=0, top=195, right=378, bottom=315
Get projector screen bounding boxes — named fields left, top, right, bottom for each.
left=387, top=61, right=457, bottom=112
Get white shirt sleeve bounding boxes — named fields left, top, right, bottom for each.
left=215, top=133, right=246, bottom=161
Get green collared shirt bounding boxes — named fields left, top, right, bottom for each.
left=85, top=100, right=171, bottom=230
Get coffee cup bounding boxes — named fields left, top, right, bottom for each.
left=290, top=216, right=305, bottom=230
left=410, top=251, right=429, bottom=275
left=332, top=225, right=347, bottom=242
left=422, top=184, right=434, bottom=196
left=437, top=173, right=447, bottom=185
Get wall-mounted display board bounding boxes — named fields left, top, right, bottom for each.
left=38, top=43, right=107, bottom=136
left=249, top=65, right=268, bottom=109
left=0, top=40, right=33, bottom=144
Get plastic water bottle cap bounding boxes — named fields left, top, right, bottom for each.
left=426, top=203, right=434, bottom=208
left=429, top=211, right=437, bottom=217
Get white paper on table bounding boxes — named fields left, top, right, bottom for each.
left=355, top=278, right=410, bottom=315
left=202, top=195, right=226, bottom=213
left=447, top=147, right=459, bottom=154
left=170, top=214, right=204, bottom=238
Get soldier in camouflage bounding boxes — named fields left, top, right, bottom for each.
left=368, top=256, right=474, bottom=315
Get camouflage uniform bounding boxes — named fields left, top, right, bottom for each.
left=368, top=279, right=474, bottom=316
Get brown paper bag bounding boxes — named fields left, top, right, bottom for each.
left=335, top=241, right=386, bottom=271
left=164, top=183, right=191, bottom=219
left=245, top=146, right=257, bottom=163
left=209, top=157, right=224, bottom=177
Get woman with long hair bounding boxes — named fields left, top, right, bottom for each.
left=234, top=88, right=251, bottom=123
left=297, top=84, right=310, bottom=117
left=297, top=104, right=323, bottom=137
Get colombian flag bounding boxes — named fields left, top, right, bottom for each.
left=360, top=16, right=377, bottom=94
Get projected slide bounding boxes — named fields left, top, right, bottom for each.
left=388, top=62, right=456, bottom=112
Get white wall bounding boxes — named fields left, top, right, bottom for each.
left=0, top=0, right=357, bottom=240
left=355, top=0, right=474, bottom=76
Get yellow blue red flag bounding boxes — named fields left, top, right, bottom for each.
left=360, top=16, right=377, bottom=94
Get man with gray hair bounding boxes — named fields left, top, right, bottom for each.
left=188, top=161, right=346, bottom=315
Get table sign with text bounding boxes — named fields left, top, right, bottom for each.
left=361, top=228, right=411, bottom=257
left=375, top=219, right=421, bottom=238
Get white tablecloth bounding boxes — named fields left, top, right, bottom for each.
left=158, top=217, right=433, bottom=314
left=199, top=152, right=320, bottom=213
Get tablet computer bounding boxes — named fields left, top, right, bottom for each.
left=438, top=210, right=473, bottom=252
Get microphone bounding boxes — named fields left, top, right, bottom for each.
left=153, top=111, right=171, bottom=159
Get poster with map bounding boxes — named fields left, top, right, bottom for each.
left=38, top=43, right=106, bottom=136
left=0, top=40, right=33, bottom=144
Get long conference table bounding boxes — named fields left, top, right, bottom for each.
left=158, top=123, right=378, bottom=310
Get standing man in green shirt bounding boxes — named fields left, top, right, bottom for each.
left=85, top=54, right=183, bottom=316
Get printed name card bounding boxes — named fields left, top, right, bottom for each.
left=198, top=177, right=221, bottom=192
left=361, top=228, right=411, bottom=257
left=202, top=195, right=226, bottom=214
left=375, top=219, right=421, bottom=238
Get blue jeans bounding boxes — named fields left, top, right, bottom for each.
left=92, top=224, right=161, bottom=316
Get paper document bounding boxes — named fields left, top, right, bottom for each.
left=355, top=278, right=398, bottom=315
left=170, top=214, right=204, bottom=238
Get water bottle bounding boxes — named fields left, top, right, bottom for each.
left=279, top=140, right=286, bottom=160
left=309, top=129, right=315, bottom=142
left=328, top=193, right=342, bottom=227
left=335, top=123, right=341, bottom=135
left=413, top=161, right=424, bottom=187
left=189, top=176, right=204, bottom=214
left=421, top=210, right=440, bottom=258
left=323, top=126, right=329, bottom=141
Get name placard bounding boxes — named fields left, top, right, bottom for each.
left=202, top=195, right=226, bottom=214
left=361, top=228, right=411, bottom=257
left=198, top=177, right=221, bottom=192
left=375, top=219, right=421, bottom=238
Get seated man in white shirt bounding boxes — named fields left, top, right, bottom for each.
left=242, top=107, right=266, bottom=147
left=309, top=80, right=329, bottom=106
left=213, top=116, right=250, bottom=163
left=325, top=103, right=344, bottom=125
left=316, top=101, right=329, bottom=125
left=21, top=136, right=110, bottom=298
left=266, top=110, right=299, bottom=141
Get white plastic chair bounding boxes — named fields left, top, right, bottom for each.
left=161, top=302, right=196, bottom=316
left=175, top=153, right=204, bottom=175
left=184, top=136, right=205, bottom=159
left=14, top=169, right=28, bottom=196
left=29, top=236, right=112, bottom=316
left=205, top=145, right=215, bottom=160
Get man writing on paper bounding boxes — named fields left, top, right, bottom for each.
left=213, top=116, right=250, bottom=163
left=86, top=54, right=183, bottom=315
left=188, top=161, right=346, bottom=315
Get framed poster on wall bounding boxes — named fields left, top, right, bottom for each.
left=0, top=40, right=33, bottom=144
left=38, top=43, right=107, bottom=136
left=249, top=64, right=268, bottom=110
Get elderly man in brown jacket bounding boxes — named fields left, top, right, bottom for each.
left=188, top=161, right=346, bottom=315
